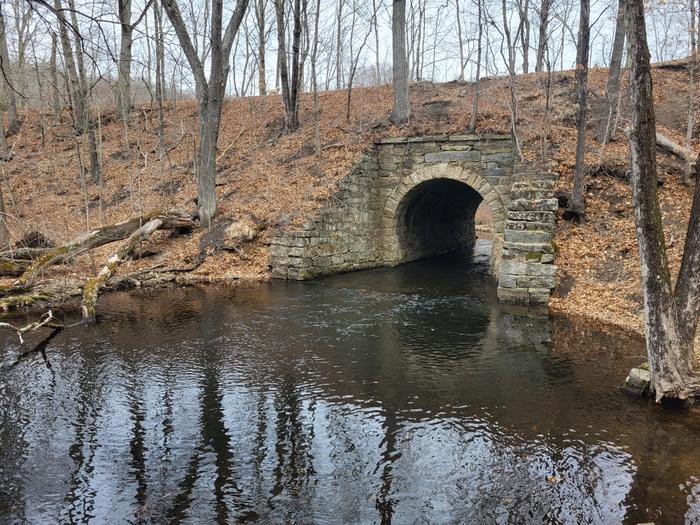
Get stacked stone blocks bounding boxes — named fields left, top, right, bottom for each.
left=497, top=172, right=559, bottom=304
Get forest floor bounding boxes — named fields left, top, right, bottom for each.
left=1, top=60, right=697, bottom=335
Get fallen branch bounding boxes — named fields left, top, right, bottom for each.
left=0, top=246, right=51, bottom=260
left=656, top=131, right=697, bottom=164
left=11, top=210, right=193, bottom=290
left=82, top=217, right=163, bottom=319
left=216, top=127, right=248, bottom=162
left=0, top=310, right=61, bottom=343
left=0, top=259, right=31, bottom=276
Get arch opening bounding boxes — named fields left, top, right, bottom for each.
left=395, top=178, right=487, bottom=262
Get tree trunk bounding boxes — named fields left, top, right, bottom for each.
left=275, top=0, right=305, bottom=133
left=534, top=0, right=550, bottom=73
left=687, top=7, right=698, bottom=178
left=518, top=0, right=530, bottom=75
left=569, top=0, right=590, bottom=218
left=67, top=0, right=101, bottom=184
left=160, top=0, right=249, bottom=226
left=390, top=0, right=409, bottom=124
left=256, top=0, right=267, bottom=95
left=0, top=160, right=9, bottom=251
left=624, top=0, right=700, bottom=401
left=311, top=0, right=321, bottom=156
left=502, top=0, right=524, bottom=161
left=82, top=217, right=164, bottom=319
left=118, top=0, right=134, bottom=122
left=469, top=0, right=483, bottom=133
left=372, top=0, right=381, bottom=85
left=0, top=9, right=19, bottom=135
left=12, top=211, right=194, bottom=290
left=598, top=0, right=625, bottom=144
left=455, top=0, right=464, bottom=81
left=335, top=0, right=343, bottom=90
left=49, top=33, right=61, bottom=123
left=154, top=1, right=166, bottom=157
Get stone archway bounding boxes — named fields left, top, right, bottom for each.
left=381, top=163, right=507, bottom=273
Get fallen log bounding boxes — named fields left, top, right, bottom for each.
left=12, top=210, right=193, bottom=290
left=81, top=217, right=164, bottom=319
left=656, top=132, right=697, bottom=165
left=0, top=246, right=51, bottom=260
left=0, top=259, right=31, bottom=276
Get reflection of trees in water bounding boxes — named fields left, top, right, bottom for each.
left=269, top=375, right=317, bottom=516
left=165, top=296, right=257, bottom=524
left=4, top=283, right=700, bottom=523
left=0, top=377, right=29, bottom=523
left=374, top=409, right=398, bottom=524
left=61, top=354, right=101, bottom=524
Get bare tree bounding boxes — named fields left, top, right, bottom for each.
left=623, top=0, right=700, bottom=401
left=117, top=0, right=134, bottom=121
left=517, top=0, right=530, bottom=74
left=255, top=0, right=268, bottom=95
left=598, top=0, right=625, bottom=145
left=160, top=0, right=249, bottom=225
left=568, top=0, right=590, bottom=220
left=0, top=7, right=19, bottom=135
left=275, top=0, right=308, bottom=132
left=534, top=0, right=550, bottom=72
left=49, top=32, right=61, bottom=122
left=469, top=0, right=483, bottom=133
left=310, top=0, right=321, bottom=155
left=390, top=0, right=409, bottom=124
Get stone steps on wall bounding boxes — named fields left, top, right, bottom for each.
left=497, top=172, right=559, bottom=305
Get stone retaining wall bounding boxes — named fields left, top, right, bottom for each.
left=270, top=135, right=514, bottom=280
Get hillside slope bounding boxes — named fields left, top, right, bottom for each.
left=1, top=63, right=696, bottom=332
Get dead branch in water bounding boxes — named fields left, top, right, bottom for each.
left=0, top=310, right=62, bottom=343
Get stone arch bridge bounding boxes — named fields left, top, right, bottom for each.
left=270, top=135, right=558, bottom=305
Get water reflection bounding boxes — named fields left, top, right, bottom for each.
left=1, top=243, right=700, bottom=523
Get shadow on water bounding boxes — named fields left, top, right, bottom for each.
left=1, top=241, right=700, bottom=523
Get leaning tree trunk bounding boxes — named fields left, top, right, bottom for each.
left=599, top=0, right=625, bottom=144
left=390, top=0, right=409, bottom=125
left=624, top=0, right=700, bottom=401
left=569, top=0, right=590, bottom=219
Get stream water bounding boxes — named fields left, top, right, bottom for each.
left=1, top=242, right=700, bottom=524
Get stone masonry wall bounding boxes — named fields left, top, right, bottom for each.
left=270, top=135, right=515, bottom=280
left=496, top=172, right=559, bottom=305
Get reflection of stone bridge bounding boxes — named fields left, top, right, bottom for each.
left=270, top=135, right=558, bottom=304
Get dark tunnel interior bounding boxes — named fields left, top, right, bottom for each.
left=395, top=178, right=485, bottom=262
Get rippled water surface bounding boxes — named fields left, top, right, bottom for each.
left=2, top=243, right=700, bottom=524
